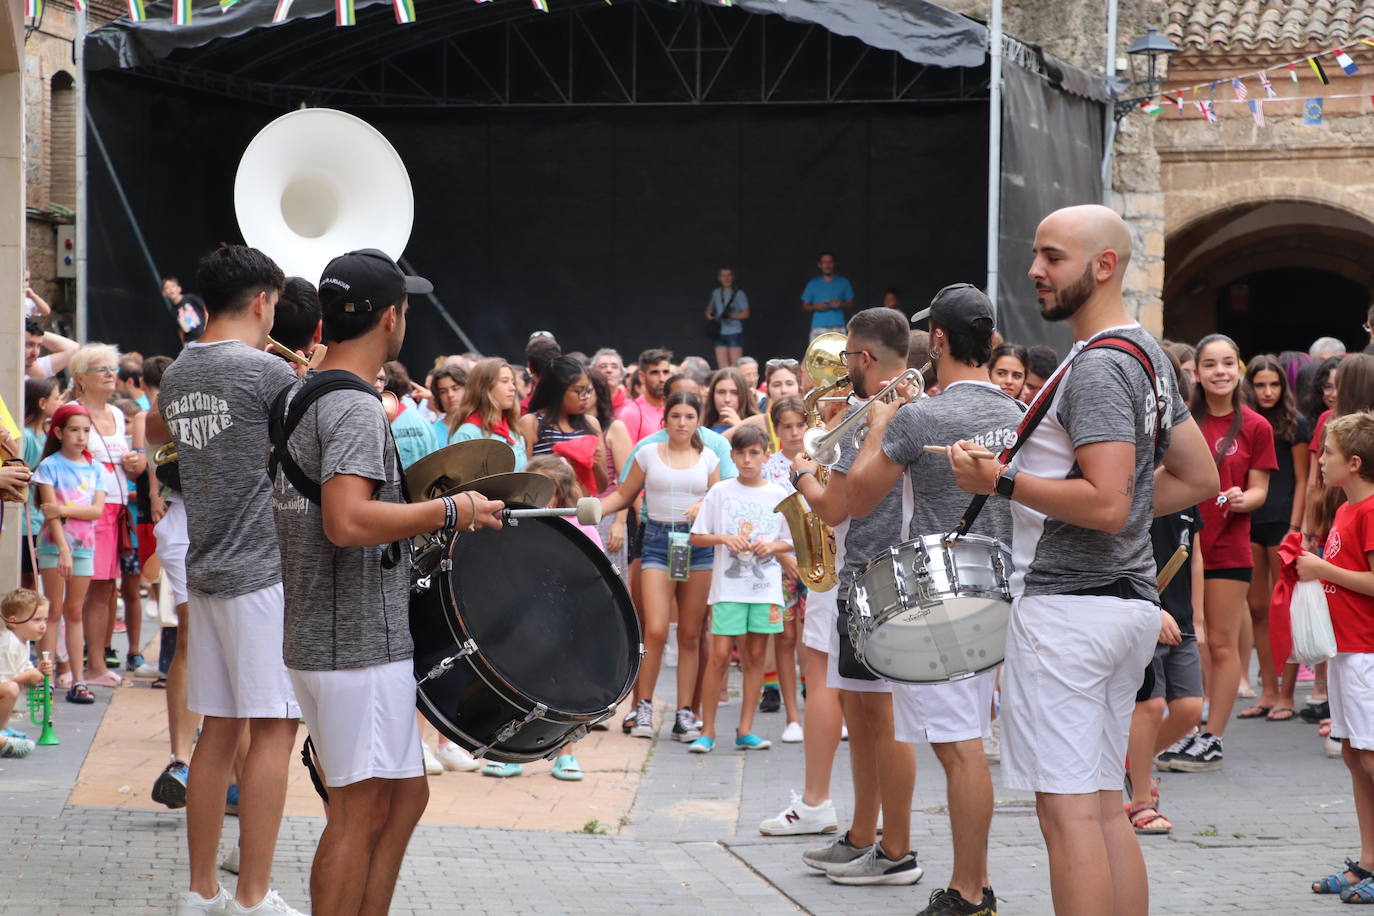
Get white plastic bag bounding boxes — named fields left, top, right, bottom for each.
left=1289, top=579, right=1338, bottom=665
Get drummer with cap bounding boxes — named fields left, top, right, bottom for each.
left=271, top=249, right=504, bottom=916
left=848, top=282, right=1024, bottom=916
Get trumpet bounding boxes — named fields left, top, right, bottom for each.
left=267, top=336, right=311, bottom=367
left=804, top=367, right=925, bottom=468
left=153, top=442, right=180, bottom=466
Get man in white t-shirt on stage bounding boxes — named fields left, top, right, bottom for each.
left=948, top=205, right=1216, bottom=916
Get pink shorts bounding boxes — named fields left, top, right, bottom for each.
left=91, top=502, right=123, bottom=582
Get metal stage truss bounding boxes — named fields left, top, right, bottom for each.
left=126, top=1, right=989, bottom=109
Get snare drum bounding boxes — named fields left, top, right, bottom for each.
left=410, top=509, right=641, bottom=763
left=850, top=533, right=1012, bottom=684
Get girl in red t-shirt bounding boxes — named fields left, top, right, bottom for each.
left=1189, top=335, right=1277, bottom=763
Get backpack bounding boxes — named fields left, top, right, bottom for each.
left=268, top=370, right=389, bottom=505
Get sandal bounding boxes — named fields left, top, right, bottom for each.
left=481, top=762, right=524, bottom=778
left=551, top=754, right=584, bottom=781
left=1314, top=858, right=1373, bottom=894
left=1344, top=877, right=1374, bottom=903
left=1237, top=704, right=1272, bottom=719
left=1266, top=707, right=1298, bottom=721
left=85, top=671, right=122, bottom=688
left=1125, top=802, right=1172, bottom=835
left=66, top=683, right=95, bottom=704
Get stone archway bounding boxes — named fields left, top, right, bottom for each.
left=1163, top=197, right=1374, bottom=354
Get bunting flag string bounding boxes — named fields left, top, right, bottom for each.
left=173, top=0, right=192, bottom=25
left=25, top=0, right=41, bottom=17
left=393, top=0, right=415, bottom=22
left=1248, top=99, right=1264, bottom=128
left=1167, top=41, right=1369, bottom=98
left=1309, top=56, right=1331, bottom=85
left=1334, top=48, right=1360, bottom=75
left=1232, top=76, right=1247, bottom=101
left=126, top=0, right=145, bottom=21
left=335, top=0, right=354, bottom=25
left=1258, top=71, right=1277, bottom=99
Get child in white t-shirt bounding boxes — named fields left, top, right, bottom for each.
left=690, top=425, right=793, bottom=752
left=2, top=588, right=54, bottom=758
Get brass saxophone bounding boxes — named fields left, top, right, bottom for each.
left=773, top=333, right=848, bottom=591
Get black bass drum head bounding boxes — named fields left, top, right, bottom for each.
left=443, top=511, right=639, bottom=716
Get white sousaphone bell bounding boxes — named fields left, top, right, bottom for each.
left=234, top=108, right=414, bottom=284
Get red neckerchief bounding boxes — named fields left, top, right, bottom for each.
left=466, top=411, right=514, bottom=445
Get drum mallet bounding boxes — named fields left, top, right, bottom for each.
left=1156, top=545, right=1189, bottom=591
left=923, top=445, right=997, bottom=460
left=503, top=497, right=603, bottom=527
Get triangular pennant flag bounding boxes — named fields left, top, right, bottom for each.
left=1334, top=48, right=1359, bottom=75
left=25, top=0, right=42, bottom=16
left=1304, top=97, right=1325, bottom=125
left=1171, top=92, right=1185, bottom=111
left=1362, top=39, right=1374, bottom=47
left=1233, top=77, right=1248, bottom=101
left=1197, top=100, right=1218, bottom=124
left=392, top=0, right=415, bottom=22
left=1289, top=62, right=1300, bottom=84
left=531, top=0, right=548, bottom=9
left=1258, top=71, right=1277, bottom=99
left=126, top=0, right=145, bottom=20
left=73, top=0, right=84, bottom=10
left=219, top=0, right=238, bottom=10
left=1248, top=99, right=1265, bottom=128
left=1209, top=80, right=1219, bottom=97
left=272, top=0, right=293, bottom=21
left=172, top=0, right=192, bottom=25
left=335, top=0, right=354, bottom=25
left=1309, top=56, right=1331, bottom=85
left=1141, top=98, right=1162, bottom=115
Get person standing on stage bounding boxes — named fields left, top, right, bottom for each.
left=707, top=267, right=750, bottom=369
left=800, top=252, right=855, bottom=343
left=272, top=249, right=503, bottom=916
left=848, top=283, right=1023, bottom=916
left=153, top=246, right=304, bottom=916
left=948, top=205, right=1216, bottom=916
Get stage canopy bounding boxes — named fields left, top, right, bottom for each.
left=85, top=0, right=1106, bottom=365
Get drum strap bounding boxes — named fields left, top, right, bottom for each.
left=951, top=335, right=1165, bottom=537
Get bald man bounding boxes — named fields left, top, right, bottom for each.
left=949, top=205, right=1217, bottom=916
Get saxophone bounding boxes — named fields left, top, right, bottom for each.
left=773, top=333, right=848, bottom=592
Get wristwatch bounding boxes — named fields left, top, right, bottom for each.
left=994, top=464, right=1019, bottom=499
left=791, top=468, right=816, bottom=487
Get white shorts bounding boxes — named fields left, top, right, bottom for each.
left=826, top=596, right=892, bottom=695
left=803, top=586, right=836, bottom=653
left=893, top=669, right=996, bottom=745
left=1328, top=652, right=1374, bottom=751
left=290, top=660, right=424, bottom=787
left=1000, top=594, right=1157, bottom=795
left=152, top=495, right=189, bottom=607
left=186, top=583, right=300, bottom=720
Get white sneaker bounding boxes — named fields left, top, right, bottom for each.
left=220, top=844, right=240, bottom=874
left=1326, top=736, right=1343, bottom=758
left=134, top=662, right=163, bottom=679
left=435, top=741, right=483, bottom=772
left=174, top=885, right=232, bottom=915
left=422, top=745, right=444, bottom=776
left=982, top=717, right=1001, bottom=763
left=225, top=889, right=307, bottom=915
left=759, top=791, right=838, bottom=836
left=780, top=721, right=804, bottom=743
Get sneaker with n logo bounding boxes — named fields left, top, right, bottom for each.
left=826, top=844, right=924, bottom=886
left=759, top=791, right=838, bottom=836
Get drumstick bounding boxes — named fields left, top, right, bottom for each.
left=266, top=335, right=310, bottom=368
left=1156, top=545, right=1189, bottom=591
left=922, top=445, right=997, bottom=460
left=504, top=497, right=603, bottom=526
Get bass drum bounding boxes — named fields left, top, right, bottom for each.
left=410, top=508, right=641, bottom=763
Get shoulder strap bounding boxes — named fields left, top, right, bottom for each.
left=951, top=335, right=1164, bottom=537
left=268, top=370, right=382, bottom=506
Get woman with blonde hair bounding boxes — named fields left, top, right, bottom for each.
left=450, top=358, right=528, bottom=470
left=68, top=343, right=146, bottom=688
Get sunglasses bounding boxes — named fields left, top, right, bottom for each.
left=87, top=365, right=118, bottom=375
left=765, top=358, right=799, bottom=369
left=529, top=330, right=556, bottom=340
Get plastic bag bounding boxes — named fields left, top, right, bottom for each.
left=1289, top=579, right=1338, bottom=665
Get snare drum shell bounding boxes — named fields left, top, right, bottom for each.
left=852, top=533, right=1012, bottom=684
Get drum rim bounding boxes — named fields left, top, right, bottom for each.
left=439, top=510, right=641, bottom=718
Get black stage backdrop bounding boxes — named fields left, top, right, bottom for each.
left=87, top=71, right=988, bottom=367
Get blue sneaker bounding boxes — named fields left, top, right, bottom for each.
left=688, top=736, right=715, bottom=754
left=225, top=784, right=239, bottom=816
left=152, top=760, right=190, bottom=809
left=735, top=733, right=772, bottom=751
left=1, top=727, right=29, bottom=740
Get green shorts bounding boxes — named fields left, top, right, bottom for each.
left=712, top=601, right=783, bottom=637
left=38, top=551, right=94, bottom=578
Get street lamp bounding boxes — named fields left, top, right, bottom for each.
left=1114, top=26, right=1180, bottom=121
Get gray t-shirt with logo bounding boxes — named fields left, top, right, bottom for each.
left=159, top=340, right=297, bottom=597
left=833, top=402, right=903, bottom=601
left=272, top=381, right=413, bottom=672
left=882, top=380, right=1025, bottom=544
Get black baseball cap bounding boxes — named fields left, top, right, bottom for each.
left=317, top=249, right=432, bottom=315
left=910, top=283, right=995, bottom=334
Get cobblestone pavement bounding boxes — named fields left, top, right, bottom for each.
left=0, top=640, right=1358, bottom=914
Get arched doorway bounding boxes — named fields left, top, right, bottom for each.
left=1164, top=200, right=1374, bottom=355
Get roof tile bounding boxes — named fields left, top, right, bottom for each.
left=1168, top=0, right=1374, bottom=51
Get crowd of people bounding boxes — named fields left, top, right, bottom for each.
left=2, top=211, right=1373, bottom=915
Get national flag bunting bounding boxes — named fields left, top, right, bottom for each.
left=1289, top=62, right=1299, bottom=84
left=172, top=0, right=192, bottom=25
left=531, top=0, right=548, bottom=9
left=1309, top=56, right=1331, bottom=85
left=393, top=0, right=415, bottom=22
left=335, top=0, right=354, bottom=24
left=219, top=0, right=238, bottom=10
left=272, top=0, right=293, bottom=21
left=1232, top=77, right=1247, bottom=101
left=73, top=0, right=84, bottom=10
left=1140, top=98, right=1161, bottom=115
left=1197, top=100, right=1217, bottom=124
left=1334, top=48, right=1359, bottom=75
left=1362, top=39, right=1374, bottom=47
left=25, top=0, right=41, bottom=17
left=1248, top=100, right=1265, bottom=128
left=1171, top=92, right=1185, bottom=111
left=1304, top=97, right=1325, bottom=126
left=126, top=0, right=145, bottom=20
left=1258, top=71, right=1277, bottom=99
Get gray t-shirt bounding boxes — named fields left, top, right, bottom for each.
left=833, top=401, right=903, bottom=601
left=1009, top=324, right=1191, bottom=600
left=159, top=340, right=297, bottom=598
left=882, top=380, right=1024, bottom=544
left=272, top=380, right=413, bottom=672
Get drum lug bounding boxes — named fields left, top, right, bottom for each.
left=439, top=558, right=452, bottom=573
left=411, top=575, right=431, bottom=595
left=473, top=702, right=548, bottom=759
left=416, top=639, right=477, bottom=687
left=546, top=725, right=589, bottom=759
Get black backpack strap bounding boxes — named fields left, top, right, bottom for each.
left=269, top=370, right=382, bottom=506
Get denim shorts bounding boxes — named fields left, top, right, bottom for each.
left=716, top=331, right=744, bottom=349
left=640, top=520, right=712, bottom=573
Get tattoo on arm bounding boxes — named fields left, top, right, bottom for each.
left=1121, top=475, right=1135, bottom=499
